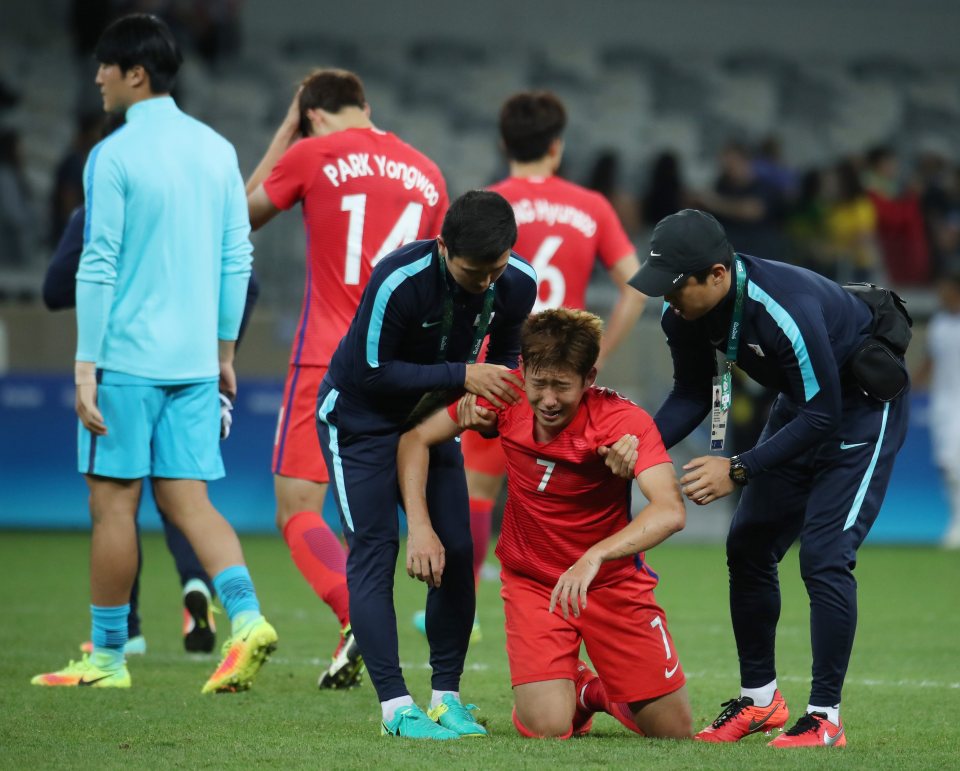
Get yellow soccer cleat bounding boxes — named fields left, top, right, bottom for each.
left=201, top=616, right=278, bottom=694
left=31, top=656, right=131, bottom=688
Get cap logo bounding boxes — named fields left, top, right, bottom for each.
left=650, top=251, right=661, bottom=257
left=672, top=273, right=684, bottom=284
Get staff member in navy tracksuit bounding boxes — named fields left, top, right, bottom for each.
left=628, top=209, right=908, bottom=749
left=318, top=190, right=538, bottom=739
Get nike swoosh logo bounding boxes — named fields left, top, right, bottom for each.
left=421, top=320, right=442, bottom=328
left=650, top=251, right=661, bottom=257
left=823, top=725, right=844, bottom=746
left=840, top=441, right=868, bottom=450
left=664, top=661, right=680, bottom=678
left=78, top=674, right=112, bottom=686
left=747, top=701, right=783, bottom=732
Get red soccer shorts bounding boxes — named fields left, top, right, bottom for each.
left=272, top=363, right=330, bottom=483
left=501, top=567, right=686, bottom=703
left=461, top=428, right=507, bottom=476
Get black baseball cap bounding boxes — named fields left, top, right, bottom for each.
left=628, top=209, right=733, bottom=296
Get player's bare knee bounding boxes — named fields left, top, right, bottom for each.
left=656, top=708, right=694, bottom=740
left=515, top=710, right=572, bottom=738
left=514, top=698, right=575, bottom=738
left=274, top=476, right=326, bottom=529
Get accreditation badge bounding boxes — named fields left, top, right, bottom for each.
left=710, top=364, right=733, bottom=451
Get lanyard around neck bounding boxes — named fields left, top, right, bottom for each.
left=436, top=251, right=496, bottom=365
left=725, top=255, right=747, bottom=363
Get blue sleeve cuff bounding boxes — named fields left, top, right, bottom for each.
left=218, top=273, right=249, bottom=341
left=75, top=280, right=114, bottom=362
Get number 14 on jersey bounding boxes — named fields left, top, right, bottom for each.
left=341, top=194, right=424, bottom=284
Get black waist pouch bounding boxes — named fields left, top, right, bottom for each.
left=843, top=283, right=913, bottom=402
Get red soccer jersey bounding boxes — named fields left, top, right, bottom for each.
left=264, top=127, right=448, bottom=366
left=449, top=372, right=672, bottom=588
left=488, top=175, right=634, bottom=311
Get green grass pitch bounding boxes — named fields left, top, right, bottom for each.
left=2, top=532, right=958, bottom=769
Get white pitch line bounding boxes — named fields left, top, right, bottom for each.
left=682, top=670, right=960, bottom=690
left=38, top=650, right=956, bottom=690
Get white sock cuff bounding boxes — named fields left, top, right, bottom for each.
left=430, top=690, right=460, bottom=708
left=740, top=679, right=778, bottom=707
left=807, top=703, right=840, bottom=725
left=381, top=695, right=415, bottom=722
left=183, top=578, right=211, bottom=598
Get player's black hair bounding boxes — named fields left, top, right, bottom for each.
left=441, top=190, right=517, bottom=263
left=499, top=91, right=567, bottom=162
left=95, top=14, right=182, bottom=94
left=298, top=69, right=367, bottom=136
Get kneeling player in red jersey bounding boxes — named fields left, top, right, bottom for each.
left=398, top=308, right=692, bottom=739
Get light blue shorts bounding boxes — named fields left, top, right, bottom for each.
left=77, top=372, right=224, bottom=480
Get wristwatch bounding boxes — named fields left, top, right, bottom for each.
left=729, top=455, right=749, bottom=487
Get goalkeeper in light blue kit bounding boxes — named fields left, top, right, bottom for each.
left=32, top=13, right=277, bottom=693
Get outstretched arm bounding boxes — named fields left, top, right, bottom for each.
left=397, top=408, right=468, bottom=587
left=549, top=462, right=684, bottom=618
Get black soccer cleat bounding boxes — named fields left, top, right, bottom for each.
left=318, top=625, right=365, bottom=689
left=183, top=589, right=217, bottom=654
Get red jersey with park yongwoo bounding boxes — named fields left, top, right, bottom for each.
left=450, top=372, right=672, bottom=588
left=263, top=127, right=448, bottom=366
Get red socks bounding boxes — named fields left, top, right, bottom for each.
left=469, top=498, right=494, bottom=585
left=283, top=511, right=350, bottom=627
left=581, top=677, right=645, bottom=735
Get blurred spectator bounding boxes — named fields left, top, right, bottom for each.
left=916, top=140, right=960, bottom=277
left=68, top=0, right=116, bottom=57
left=188, top=0, right=243, bottom=69
left=0, top=129, right=36, bottom=268
left=823, top=159, right=883, bottom=283
left=696, top=139, right=788, bottom=258
left=640, top=150, right=690, bottom=229
left=50, top=112, right=104, bottom=244
left=586, top=149, right=640, bottom=238
left=785, top=167, right=830, bottom=272
left=752, top=135, right=798, bottom=203
left=914, top=269, right=960, bottom=548
left=863, top=145, right=930, bottom=285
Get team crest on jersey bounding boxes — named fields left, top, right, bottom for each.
left=747, top=343, right=765, bottom=358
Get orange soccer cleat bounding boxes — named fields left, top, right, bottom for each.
left=694, top=690, right=789, bottom=742
left=201, top=616, right=277, bottom=694
left=769, top=712, right=846, bottom=748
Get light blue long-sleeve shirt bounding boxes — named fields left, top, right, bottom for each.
left=76, top=96, right=252, bottom=381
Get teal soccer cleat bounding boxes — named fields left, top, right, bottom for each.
left=381, top=704, right=460, bottom=740
left=428, top=694, right=488, bottom=737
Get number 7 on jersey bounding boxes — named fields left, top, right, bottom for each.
left=536, top=459, right=556, bottom=492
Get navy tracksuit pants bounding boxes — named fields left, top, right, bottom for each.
left=316, top=381, right=475, bottom=702
left=728, top=387, right=909, bottom=706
